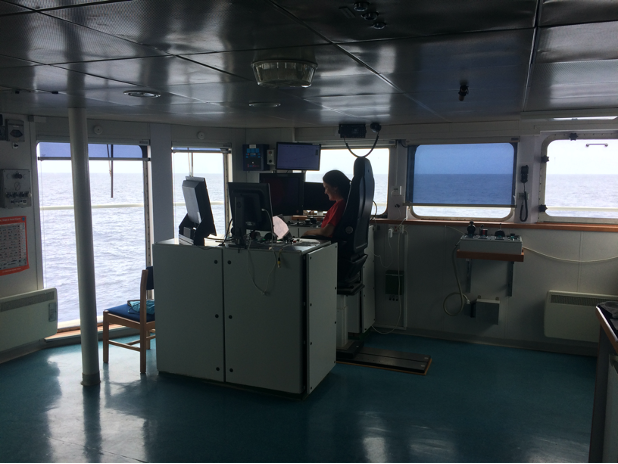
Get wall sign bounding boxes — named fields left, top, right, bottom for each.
left=0, top=216, right=28, bottom=276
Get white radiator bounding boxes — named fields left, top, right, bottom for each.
left=544, top=290, right=617, bottom=342
left=0, top=288, right=58, bottom=352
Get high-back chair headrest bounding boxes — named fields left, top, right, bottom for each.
left=332, top=157, right=375, bottom=257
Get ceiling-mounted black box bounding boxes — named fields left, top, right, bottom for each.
left=338, top=124, right=366, bottom=138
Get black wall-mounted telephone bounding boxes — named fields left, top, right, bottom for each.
left=519, top=165, right=529, bottom=222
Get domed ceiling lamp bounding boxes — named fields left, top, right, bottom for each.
left=252, top=48, right=318, bottom=88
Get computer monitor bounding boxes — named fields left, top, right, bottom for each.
left=303, top=182, right=334, bottom=212
left=276, top=142, right=321, bottom=171
left=228, top=182, right=273, bottom=245
left=178, top=177, right=216, bottom=246
left=259, top=172, right=305, bottom=216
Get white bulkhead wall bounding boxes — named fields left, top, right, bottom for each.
left=0, top=114, right=43, bottom=298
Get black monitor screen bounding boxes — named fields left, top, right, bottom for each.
left=228, top=182, right=273, bottom=236
left=303, top=182, right=335, bottom=212
left=276, top=142, right=321, bottom=171
left=259, top=173, right=304, bottom=216
left=180, top=177, right=216, bottom=244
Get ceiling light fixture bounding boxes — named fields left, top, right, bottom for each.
left=361, top=10, right=378, bottom=20
left=372, top=20, right=386, bottom=29
left=553, top=116, right=617, bottom=121
left=123, top=90, right=161, bottom=98
left=353, top=2, right=369, bottom=12
left=458, top=84, right=469, bottom=101
left=252, top=60, right=317, bottom=88
left=248, top=101, right=281, bottom=108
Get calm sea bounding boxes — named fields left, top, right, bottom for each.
left=39, top=172, right=388, bottom=322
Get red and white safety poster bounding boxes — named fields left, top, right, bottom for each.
left=0, top=216, right=29, bottom=276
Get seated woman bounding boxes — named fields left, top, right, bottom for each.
left=303, top=170, right=350, bottom=238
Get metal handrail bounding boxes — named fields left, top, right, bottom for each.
left=547, top=206, right=618, bottom=212
left=41, top=200, right=387, bottom=211
left=40, top=201, right=225, bottom=211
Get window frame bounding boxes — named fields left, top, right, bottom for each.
left=405, top=141, right=517, bottom=221
left=171, top=146, right=228, bottom=238
left=310, top=142, right=393, bottom=216
left=539, top=132, right=618, bottom=224
left=36, top=140, right=152, bottom=329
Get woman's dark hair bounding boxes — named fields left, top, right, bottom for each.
left=323, top=170, right=350, bottom=201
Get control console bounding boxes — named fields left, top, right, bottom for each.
left=459, top=234, right=523, bottom=255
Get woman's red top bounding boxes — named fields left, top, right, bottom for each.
left=321, top=200, right=346, bottom=236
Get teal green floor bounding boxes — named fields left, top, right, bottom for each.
left=0, top=334, right=595, bottom=462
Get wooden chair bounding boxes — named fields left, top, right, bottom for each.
left=103, top=267, right=155, bottom=374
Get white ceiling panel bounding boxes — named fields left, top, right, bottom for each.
left=270, top=0, right=537, bottom=42
left=0, top=1, right=615, bottom=126
left=45, top=0, right=327, bottom=54
left=540, top=0, right=618, bottom=26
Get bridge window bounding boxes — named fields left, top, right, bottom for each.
left=37, top=142, right=149, bottom=327
left=406, top=143, right=516, bottom=220
left=540, top=136, right=618, bottom=223
left=171, top=147, right=226, bottom=237
left=305, top=147, right=390, bottom=214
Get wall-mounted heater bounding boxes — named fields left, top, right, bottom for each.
left=544, top=290, right=618, bottom=343
left=0, top=288, right=58, bottom=352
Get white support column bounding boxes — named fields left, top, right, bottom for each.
left=68, top=107, right=100, bottom=386
left=149, top=123, right=174, bottom=243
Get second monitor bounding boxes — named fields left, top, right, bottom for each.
left=259, top=172, right=304, bottom=216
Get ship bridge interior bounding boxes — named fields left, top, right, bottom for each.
left=1, top=0, right=618, bottom=462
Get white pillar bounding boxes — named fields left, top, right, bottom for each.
left=69, top=107, right=100, bottom=386
left=149, top=123, right=174, bottom=243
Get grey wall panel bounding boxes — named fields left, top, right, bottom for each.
left=223, top=247, right=305, bottom=394
left=374, top=225, right=601, bottom=348
left=406, top=225, right=451, bottom=331
left=499, top=229, right=581, bottom=342
left=373, top=224, right=408, bottom=329
left=152, top=243, right=225, bottom=381
left=578, top=232, right=618, bottom=295
left=306, top=245, right=337, bottom=394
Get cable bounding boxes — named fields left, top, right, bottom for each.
left=343, top=131, right=380, bottom=158
left=261, top=208, right=275, bottom=242
left=224, top=218, right=233, bottom=240
left=246, top=240, right=277, bottom=295
left=246, top=240, right=296, bottom=296
left=371, top=200, right=378, bottom=220
left=524, top=246, right=618, bottom=264
left=520, top=183, right=528, bottom=222
left=442, top=242, right=470, bottom=316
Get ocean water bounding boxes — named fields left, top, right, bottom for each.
left=545, top=174, right=618, bottom=218
left=39, top=172, right=388, bottom=322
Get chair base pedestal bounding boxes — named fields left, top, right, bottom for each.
left=336, top=346, right=432, bottom=376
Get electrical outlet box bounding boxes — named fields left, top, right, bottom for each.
left=6, top=119, right=25, bottom=142
left=242, top=144, right=268, bottom=171
left=266, top=149, right=275, bottom=165
left=385, top=270, right=404, bottom=295
left=1, top=169, right=31, bottom=208
left=471, top=298, right=500, bottom=325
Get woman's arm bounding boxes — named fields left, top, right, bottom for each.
left=302, top=223, right=335, bottom=237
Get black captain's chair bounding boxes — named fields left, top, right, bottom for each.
left=331, top=156, right=375, bottom=291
